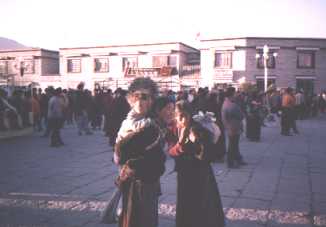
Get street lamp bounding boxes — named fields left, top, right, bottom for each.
left=255, top=44, right=278, bottom=92
left=263, top=45, right=269, bottom=92
left=256, top=44, right=277, bottom=118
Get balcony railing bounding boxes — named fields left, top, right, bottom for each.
left=125, top=66, right=176, bottom=77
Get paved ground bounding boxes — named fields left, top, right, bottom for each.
left=1, top=115, right=326, bottom=227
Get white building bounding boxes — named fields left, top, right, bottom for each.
left=0, top=48, right=60, bottom=88
left=59, top=42, right=200, bottom=91
left=200, top=37, right=326, bottom=94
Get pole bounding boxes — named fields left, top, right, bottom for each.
left=264, top=58, right=268, bottom=92
left=263, top=45, right=269, bottom=93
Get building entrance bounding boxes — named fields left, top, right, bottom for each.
left=296, top=79, right=314, bottom=96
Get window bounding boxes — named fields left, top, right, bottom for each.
left=256, top=78, right=275, bottom=91
left=94, top=58, right=109, bottom=72
left=296, top=78, right=314, bottom=96
left=168, top=56, right=177, bottom=66
left=22, top=59, right=34, bottom=74
left=122, top=57, right=138, bottom=71
left=297, top=51, right=315, bottom=68
left=152, top=56, right=169, bottom=67
left=152, top=55, right=177, bottom=67
left=187, top=53, right=200, bottom=65
left=67, top=59, right=81, bottom=73
left=215, top=52, right=232, bottom=68
left=256, top=52, right=276, bottom=69
left=0, top=61, right=8, bottom=75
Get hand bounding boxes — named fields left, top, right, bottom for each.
left=119, top=164, right=135, bottom=182
left=178, top=127, right=190, bottom=145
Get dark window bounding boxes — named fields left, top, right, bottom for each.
left=256, top=52, right=276, bottom=69
left=67, top=59, right=81, bottom=73
left=297, top=51, right=315, bottom=68
left=296, top=78, right=314, bottom=96
left=122, top=57, right=138, bottom=72
left=215, top=52, right=232, bottom=68
left=94, top=58, right=109, bottom=72
left=256, top=78, right=275, bottom=91
left=187, top=53, right=200, bottom=64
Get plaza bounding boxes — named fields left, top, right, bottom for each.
left=0, top=115, right=326, bottom=227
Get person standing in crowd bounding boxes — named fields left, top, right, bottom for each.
left=319, top=91, right=326, bottom=114
left=107, top=88, right=130, bottom=146
left=74, top=82, right=92, bottom=136
left=269, top=89, right=282, bottom=118
left=206, top=92, right=226, bottom=162
left=246, top=91, right=262, bottom=142
left=169, top=100, right=225, bottom=227
left=41, top=87, right=55, bottom=137
left=295, top=89, right=305, bottom=120
left=114, top=78, right=166, bottom=227
left=91, top=89, right=103, bottom=130
left=222, top=87, right=247, bottom=168
left=29, top=92, right=42, bottom=131
left=151, top=96, right=176, bottom=157
left=281, top=87, right=297, bottom=136
left=47, top=88, right=64, bottom=147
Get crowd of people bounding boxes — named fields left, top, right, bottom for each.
left=1, top=79, right=326, bottom=226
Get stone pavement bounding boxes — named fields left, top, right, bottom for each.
left=0, top=116, right=326, bottom=227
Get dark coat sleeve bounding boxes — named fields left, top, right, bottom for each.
left=115, top=125, right=166, bottom=182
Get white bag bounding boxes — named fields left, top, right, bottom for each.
left=192, top=111, right=221, bottom=143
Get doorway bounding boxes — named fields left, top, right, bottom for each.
left=296, top=79, right=314, bottom=96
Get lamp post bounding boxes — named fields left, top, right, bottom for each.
left=263, top=45, right=269, bottom=93
left=255, top=45, right=278, bottom=92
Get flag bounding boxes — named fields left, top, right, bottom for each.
left=195, top=32, right=201, bottom=40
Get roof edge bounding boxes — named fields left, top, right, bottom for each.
left=201, top=36, right=326, bottom=42
left=60, top=41, right=199, bottom=52
left=0, top=48, right=59, bottom=53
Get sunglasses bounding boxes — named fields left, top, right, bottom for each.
left=133, top=92, right=151, bottom=101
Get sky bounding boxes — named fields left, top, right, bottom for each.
left=1, top=0, right=326, bottom=50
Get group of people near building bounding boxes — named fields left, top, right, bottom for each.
left=1, top=78, right=326, bottom=226
left=0, top=88, right=34, bottom=131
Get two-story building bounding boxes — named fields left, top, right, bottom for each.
left=59, top=42, right=200, bottom=91
left=0, top=48, right=60, bottom=88
left=200, top=37, right=326, bottom=94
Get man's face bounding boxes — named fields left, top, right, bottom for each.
left=132, top=89, right=152, bottom=115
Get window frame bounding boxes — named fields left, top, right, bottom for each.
left=214, top=52, right=232, bottom=69
left=297, top=51, right=315, bottom=69
left=67, top=58, right=81, bottom=73
left=122, top=57, right=138, bottom=72
left=94, top=58, right=109, bottom=73
left=256, top=52, right=276, bottom=69
left=22, top=59, right=35, bottom=74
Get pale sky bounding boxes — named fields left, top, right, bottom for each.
left=1, top=0, right=326, bottom=50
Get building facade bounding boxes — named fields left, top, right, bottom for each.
left=59, top=42, right=200, bottom=91
left=0, top=48, right=60, bottom=88
left=200, top=37, right=326, bottom=94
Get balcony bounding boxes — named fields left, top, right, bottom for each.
left=125, top=66, right=176, bottom=77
